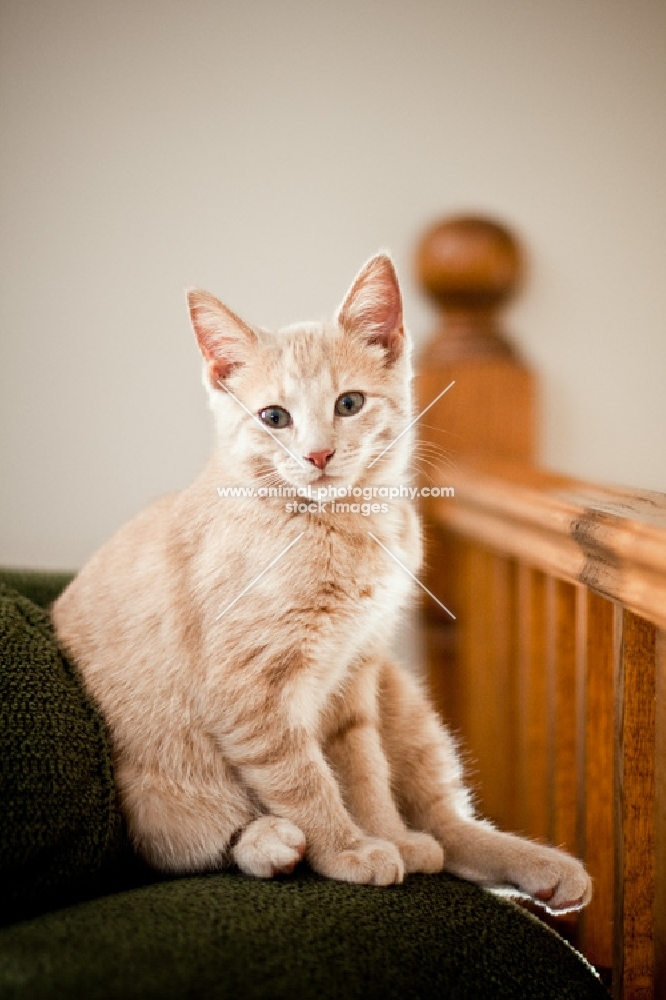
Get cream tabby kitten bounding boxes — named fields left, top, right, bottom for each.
left=53, top=255, right=591, bottom=912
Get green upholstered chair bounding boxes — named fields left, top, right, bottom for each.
left=0, top=569, right=608, bottom=999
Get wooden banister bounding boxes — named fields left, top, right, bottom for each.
left=428, top=461, right=666, bottom=629
left=415, top=216, right=665, bottom=999
left=424, top=460, right=665, bottom=999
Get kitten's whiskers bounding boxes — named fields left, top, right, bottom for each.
left=366, top=381, right=455, bottom=469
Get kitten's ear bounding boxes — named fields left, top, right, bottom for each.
left=336, top=253, right=404, bottom=364
left=187, top=289, right=257, bottom=386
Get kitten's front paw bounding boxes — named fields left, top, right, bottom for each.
left=511, top=843, right=592, bottom=913
left=394, top=831, right=445, bottom=874
left=232, top=816, right=306, bottom=879
left=317, top=837, right=404, bottom=886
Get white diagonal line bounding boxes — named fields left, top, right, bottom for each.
left=215, top=531, right=305, bottom=621
left=216, top=380, right=307, bottom=469
left=367, top=531, right=456, bottom=620
left=366, top=380, right=455, bottom=469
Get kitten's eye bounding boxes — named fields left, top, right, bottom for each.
left=258, top=406, right=292, bottom=429
left=335, top=392, right=365, bottom=417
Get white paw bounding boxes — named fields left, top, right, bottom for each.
left=510, top=842, right=592, bottom=913
left=394, top=831, right=445, bottom=874
left=232, top=816, right=306, bottom=879
left=316, top=837, right=405, bottom=886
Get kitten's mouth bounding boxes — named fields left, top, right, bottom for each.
left=310, top=471, right=353, bottom=487
left=287, top=470, right=352, bottom=491
left=280, top=462, right=361, bottom=492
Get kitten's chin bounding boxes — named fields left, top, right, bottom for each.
left=280, top=470, right=360, bottom=493
left=287, top=472, right=345, bottom=490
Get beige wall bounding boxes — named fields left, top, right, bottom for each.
left=1, top=0, right=665, bottom=569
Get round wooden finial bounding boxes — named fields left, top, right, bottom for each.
left=416, top=215, right=524, bottom=360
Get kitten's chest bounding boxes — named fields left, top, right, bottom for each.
left=294, top=512, right=416, bottom=654
left=200, top=505, right=418, bottom=711
left=271, top=515, right=416, bottom=725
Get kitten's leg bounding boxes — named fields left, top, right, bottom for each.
left=117, top=756, right=256, bottom=873
left=217, top=714, right=404, bottom=886
left=118, top=753, right=307, bottom=878
left=323, top=661, right=444, bottom=874
left=378, top=659, right=592, bottom=913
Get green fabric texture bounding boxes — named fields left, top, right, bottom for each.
left=0, top=568, right=76, bottom=611
left=0, top=569, right=608, bottom=998
left=0, top=576, right=131, bottom=920
left=0, top=872, right=608, bottom=1000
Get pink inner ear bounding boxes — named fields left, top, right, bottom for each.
left=196, top=329, right=244, bottom=384
left=338, top=254, right=404, bottom=363
left=207, top=353, right=241, bottom=385
left=187, top=290, right=255, bottom=384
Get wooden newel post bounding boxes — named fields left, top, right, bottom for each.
left=414, top=215, right=537, bottom=741
left=415, top=214, right=535, bottom=461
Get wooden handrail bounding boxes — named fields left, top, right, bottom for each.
left=426, top=459, right=666, bottom=628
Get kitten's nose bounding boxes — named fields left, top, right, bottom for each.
left=305, top=449, right=335, bottom=471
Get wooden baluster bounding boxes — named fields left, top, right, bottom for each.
left=655, top=629, right=665, bottom=999
left=493, top=553, right=519, bottom=833
left=516, top=564, right=549, bottom=841
left=578, top=590, right=615, bottom=976
left=542, top=578, right=580, bottom=941
left=546, top=578, right=579, bottom=854
left=457, top=540, right=495, bottom=817
left=455, top=541, right=519, bottom=831
left=614, top=609, right=657, bottom=999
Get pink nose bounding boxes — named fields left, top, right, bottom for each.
left=306, top=449, right=335, bottom=471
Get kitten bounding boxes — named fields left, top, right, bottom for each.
left=52, top=254, right=591, bottom=911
